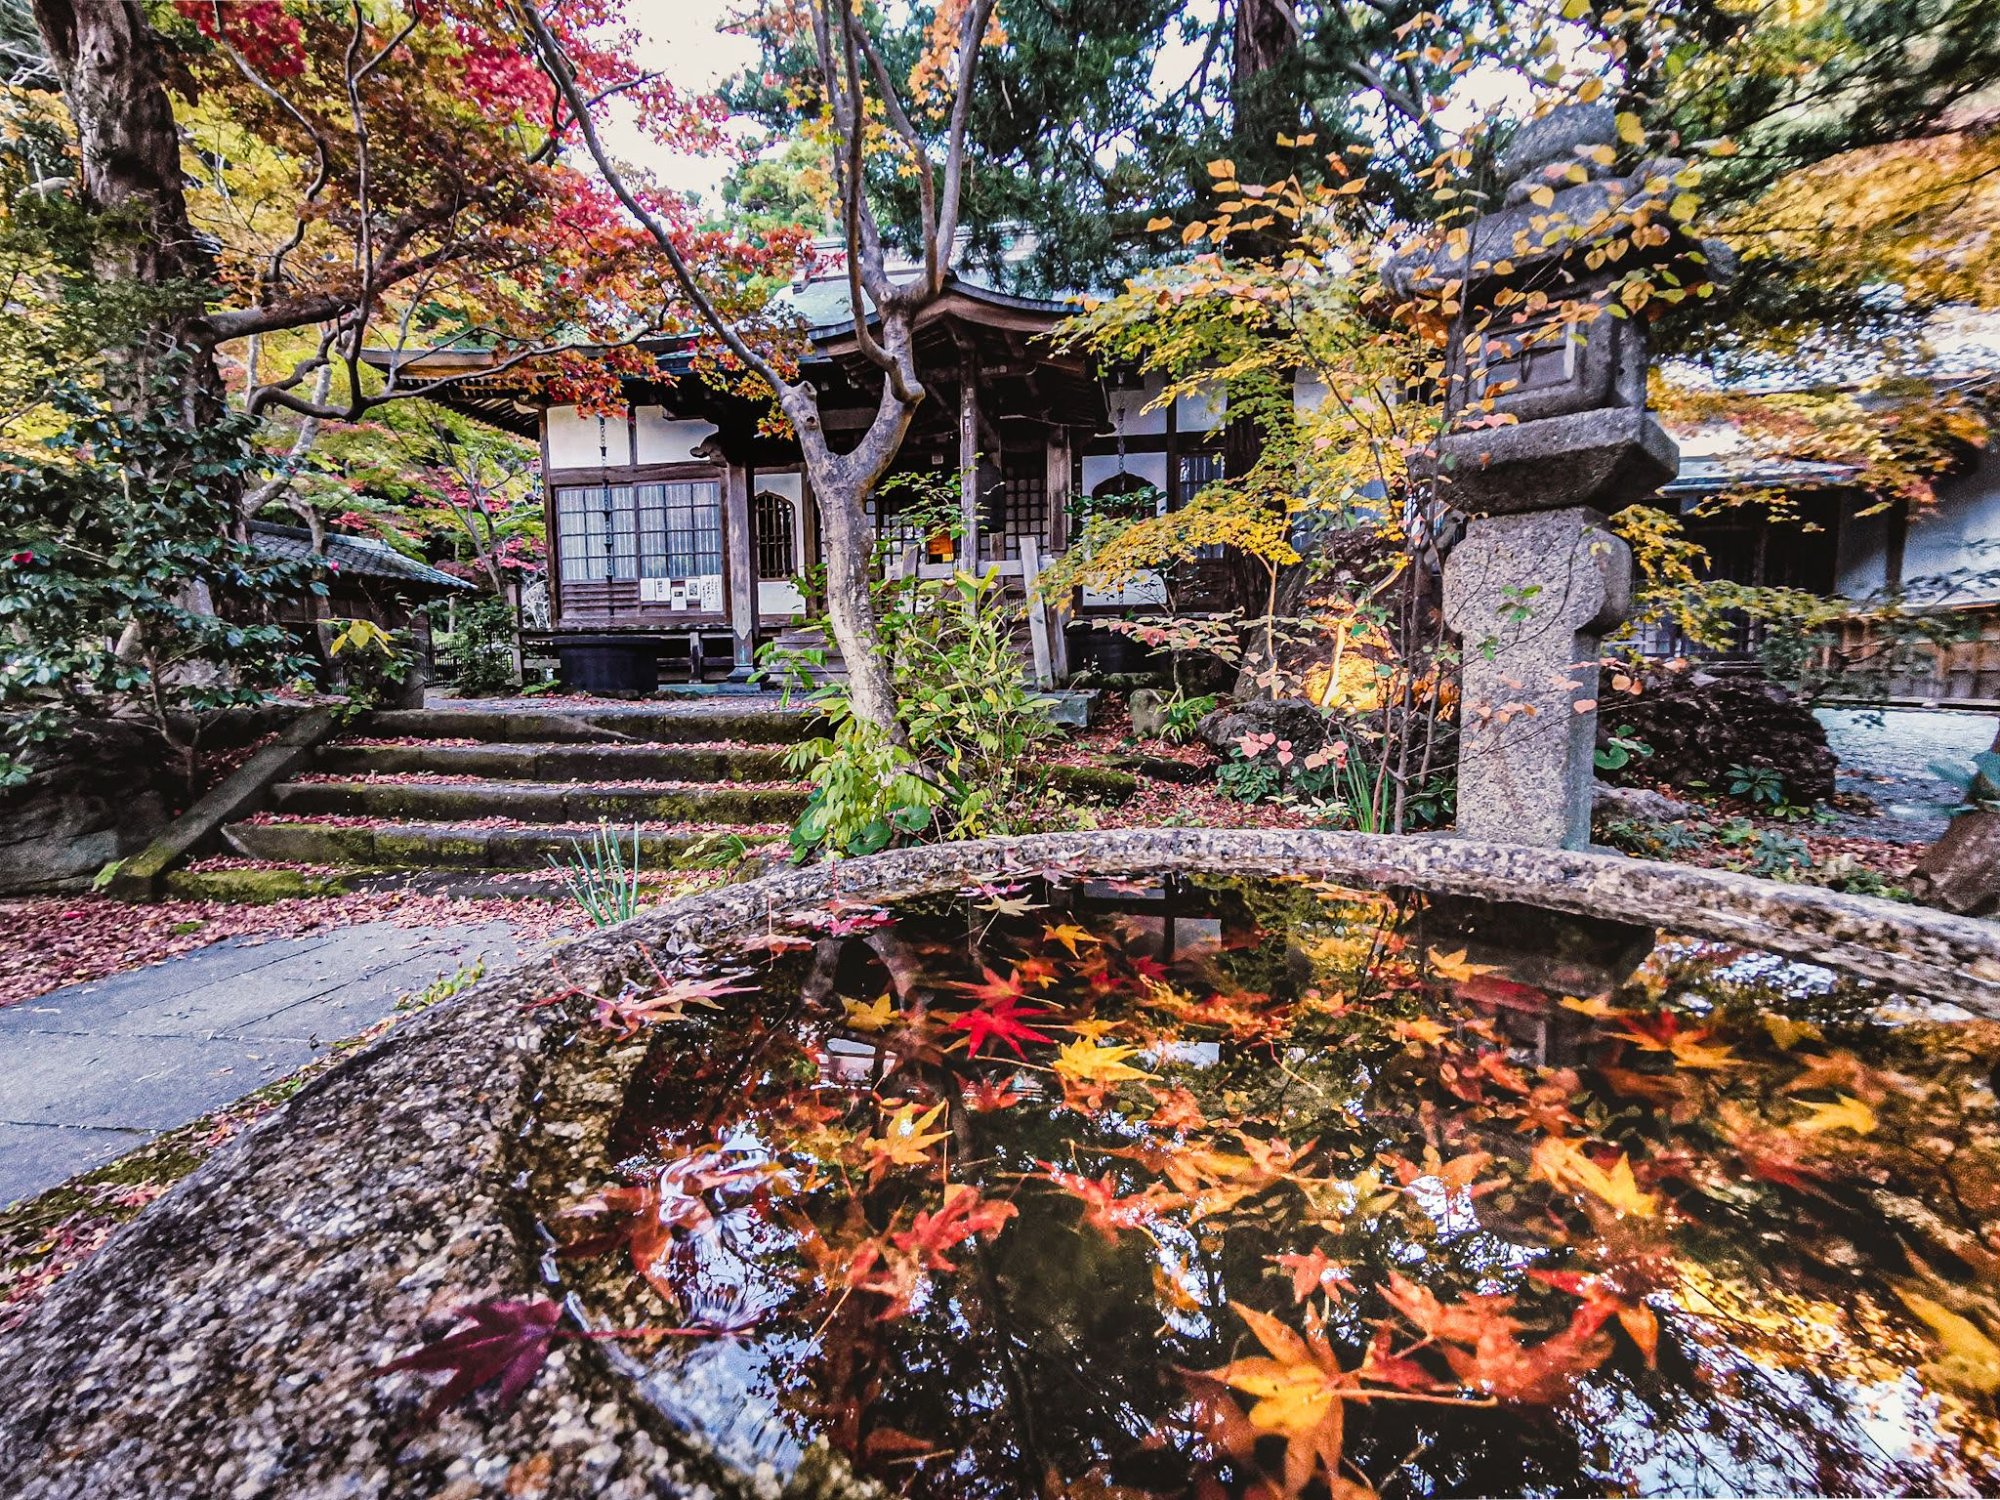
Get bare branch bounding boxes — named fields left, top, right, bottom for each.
left=932, top=0, right=1001, bottom=276
left=511, top=0, right=794, bottom=401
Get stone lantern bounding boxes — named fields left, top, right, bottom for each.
left=1385, top=104, right=1717, bottom=850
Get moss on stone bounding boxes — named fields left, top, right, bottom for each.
left=1047, top=765, right=1141, bottom=803
left=161, top=868, right=350, bottom=904
left=372, top=828, right=491, bottom=866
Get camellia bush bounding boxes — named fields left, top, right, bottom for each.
left=0, top=372, right=319, bottom=787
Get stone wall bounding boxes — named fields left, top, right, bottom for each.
left=0, top=705, right=307, bottom=894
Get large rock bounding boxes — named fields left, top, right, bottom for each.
left=1599, top=668, right=1839, bottom=804
left=1913, top=810, right=2000, bottom=916
left=0, top=720, right=171, bottom=893
left=1198, top=698, right=1330, bottom=758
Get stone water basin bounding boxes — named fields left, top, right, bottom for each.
left=8, top=832, right=2000, bottom=1500
left=525, top=862, right=2000, bottom=1499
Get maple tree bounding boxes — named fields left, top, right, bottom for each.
left=520, top=0, right=1004, bottom=738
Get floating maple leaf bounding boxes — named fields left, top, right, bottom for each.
left=1426, top=946, right=1502, bottom=982
left=1531, top=1137, right=1659, bottom=1219
left=1205, top=1302, right=1354, bottom=1498
left=376, top=1298, right=563, bottom=1423
left=1792, top=1092, right=1877, bottom=1136
left=1273, top=1248, right=1352, bottom=1304
left=1610, top=1012, right=1738, bottom=1071
left=375, top=1298, right=725, bottom=1424
left=593, top=972, right=752, bottom=1039
left=947, top=992, right=1057, bottom=1058
left=1041, top=1165, right=1179, bottom=1241
left=1052, top=1038, right=1152, bottom=1100
left=1043, top=921, right=1100, bottom=955
left=1379, top=1270, right=1617, bottom=1403
left=865, top=1099, right=950, bottom=1176
left=964, top=1076, right=1025, bottom=1112
left=890, top=1184, right=1018, bottom=1271
left=842, top=994, right=898, bottom=1033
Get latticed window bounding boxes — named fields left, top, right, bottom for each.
left=989, top=450, right=1046, bottom=561
left=555, top=480, right=722, bottom=583
left=869, top=486, right=956, bottom=563
left=1177, top=452, right=1227, bottom=560
left=754, top=491, right=797, bottom=579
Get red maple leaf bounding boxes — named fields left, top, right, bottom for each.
left=374, top=1298, right=562, bottom=1423
left=948, top=993, right=1056, bottom=1058
left=376, top=1296, right=740, bottom=1423
left=890, top=1185, right=1019, bottom=1271
left=957, top=964, right=1031, bottom=1007
left=964, top=1077, right=1025, bottom=1112
left=1041, top=1165, right=1179, bottom=1241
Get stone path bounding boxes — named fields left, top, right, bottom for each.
left=0, top=920, right=516, bottom=1208
left=1819, top=706, right=2000, bottom=843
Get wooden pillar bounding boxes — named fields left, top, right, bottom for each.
left=1043, top=426, right=1072, bottom=680
left=724, top=460, right=758, bottom=680
left=959, top=351, right=980, bottom=571
left=1019, top=535, right=1054, bottom=687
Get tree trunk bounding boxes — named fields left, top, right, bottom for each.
left=32, top=0, right=227, bottom=418
left=786, top=377, right=918, bottom=740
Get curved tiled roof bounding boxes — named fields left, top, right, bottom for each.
left=248, top=522, right=476, bottom=593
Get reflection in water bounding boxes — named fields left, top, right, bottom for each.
left=526, top=874, right=2000, bottom=1499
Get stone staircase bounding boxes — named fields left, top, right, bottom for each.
left=219, top=700, right=817, bottom=876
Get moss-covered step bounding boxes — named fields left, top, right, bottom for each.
left=267, top=778, right=809, bottom=825
left=161, top=867, right=353, bottom=903
left=313, top=741, right=794, bottom=783
left=222, top=819, right=775, bottom=870
left=358, top=706, right=819, bottom=745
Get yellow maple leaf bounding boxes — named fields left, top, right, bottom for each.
left=1052, top=1038, right=1151, bottom=1089
left=1064, top=1017, right=1123, bottom=1042
left=1666, top=1034, right=1739, bottom=1071
left=1043, top=922, right=1099, bottom=956
left=1560, top=993, right=1621, bottom=1019
left=1793, top=1093, right=1876, bottom=1136
left=842, top=994, right=896, bottom=1033
left=1532, top=1137, right=1658, bottom=1218
left=1761, top=1014, right=1823, bottom=1051
left=868, top=1101, right=949, bottom=1169
left=1392, top=1016, right=1450, bottom=1047
left=1899, top=1287, right=2000, bottom=1393
left=1426, top=946, right=1501, bottom=982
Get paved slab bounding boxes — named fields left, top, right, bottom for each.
left=0, top=920, right=517, bottom=1207
left=1819, top=707, right=2000, bottom=843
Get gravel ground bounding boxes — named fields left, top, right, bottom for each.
left=1818, top=707, right=2000, bottom=843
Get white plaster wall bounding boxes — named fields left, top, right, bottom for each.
left=1901, top=447, right=2000, bottom=603
left=1106, top=377, right=1168, bottom=437
left=755, top=470, right=807, bottom=616
left=1175, top=379, right=1226, bottom=433
left=1835, top=501, right=1892, bottom=601
left=1295, top=373, right=1331, bottom=413
left=634, top=405, right=718, bottom=465
left=1081, top=452, right=1168, bottom=499
left=545, top=405, right=614, bottom=468
left=1077, top=452, right=1170, bottom=605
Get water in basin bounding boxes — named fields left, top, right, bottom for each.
left=526, top=872, right=2000, bottom=1498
